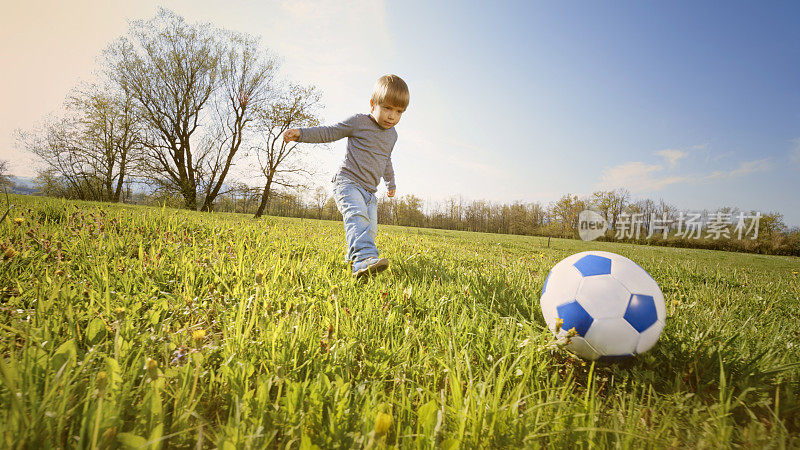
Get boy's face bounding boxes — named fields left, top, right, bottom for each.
left=370, top=99, right=405, bottom=129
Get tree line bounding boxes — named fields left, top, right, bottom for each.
left=374, top=191, right=798, bottom=256
left=111, top=184, right=796, bottom=256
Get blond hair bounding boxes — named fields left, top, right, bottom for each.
left=371, top=74, right=409, bottom=109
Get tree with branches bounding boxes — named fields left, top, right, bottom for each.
left=252, top=84, right=322, bottom=218
left=108, top=9, right=218, bottom=209
left=551, top=193, right=587, bottom=237
left=107, top=9, right=279, bottom=211
left=69, top=84, right=142, bottom=202
left=0, top=160, right=10, bottom=189
left=198, top=32, right=279, bottom=211
left=18, top=114, right=96, bottom=199
left=17, top=80, right=141, bottom=203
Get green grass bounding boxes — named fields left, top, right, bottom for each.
left=1, top=195, right=798, bottom=448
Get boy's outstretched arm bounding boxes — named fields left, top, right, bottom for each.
left=383, top=157, right=396, bottom=197
left=283, top=115, right=357, bottom=144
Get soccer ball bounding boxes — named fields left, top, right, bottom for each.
left=540, top=251, right=666, bottom=360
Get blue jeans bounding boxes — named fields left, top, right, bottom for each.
left=333, top=175, right=379, bottom=262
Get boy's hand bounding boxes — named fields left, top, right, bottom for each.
left=283, top=129, right=300, bottom=142
left=387, top=189, right=395, bottom=198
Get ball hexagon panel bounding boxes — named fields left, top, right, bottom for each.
left=636, top=320, right=665, bottom=354
left=556, top=300, right=594, bottom=337
left=573, top=254, right=612, bottom=277
left=564, top=336, right=600, bottom=361
left=623, top=294, right=659, bottom=333
left=609, top=255, right=666, bottom=321
left=575, top=275, right=632, bottom=319
left=584, top=318, right=639, bottom=356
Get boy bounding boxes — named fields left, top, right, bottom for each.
left=283, top=74, right=409, bottom=278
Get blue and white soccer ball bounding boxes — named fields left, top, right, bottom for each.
left=540, top=251, right=666, bottom=360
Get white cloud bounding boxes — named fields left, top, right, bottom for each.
left=699, top=158, right=772, bottom=182
left=597, top=157, right=773, bottom=194
left=655, top=149, right=688, bottom=168
left=597, top=162, right=686, bottom=193
left=732, top=158, right=772, bottom=176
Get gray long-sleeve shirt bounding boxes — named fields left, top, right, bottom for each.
left=298, top=113, right=396, bottom=194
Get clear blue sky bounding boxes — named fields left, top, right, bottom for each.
left=385, top=1, right=799, bottom=224
left=2, top=1, right=798, bottom=224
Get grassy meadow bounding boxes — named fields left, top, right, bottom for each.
left=1, top=195, right=799, bottom=448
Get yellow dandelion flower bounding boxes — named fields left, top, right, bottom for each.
left=566, top=327, right=578, bottom=338
left=96, top=371, right=108, bottom=391
left=145, top=358, right=158, bottom=378
left=554, top=317, right=564, bottom=333
left=192, top=329, right=206, bottom=342
left=13, top=217, right=24, bottom=225
left=374, top=412, right=393, bottom=435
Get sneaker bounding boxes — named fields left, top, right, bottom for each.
left=352, top=257, right=389, bottom=279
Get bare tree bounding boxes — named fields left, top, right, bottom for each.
left=629, top=198, right=657, bottom=232
left=0, top=160, right=9, bottom=188
left=446, top=195, right=464, bottom=229
left=465, top=200, right=492, bottom=233
left=68, top=84, right=142, bottom=202
left=313, top=186, right=328, bottom=219
left=108, top=9, right=279, bottom=211
left=252, top=84, right=322, bottom=218
left=198, top=32, right=279, bottom=211
left=16, top=82, right=141, bottom=202
left=17, top=114, right=101, bottom=200
left=108, top=8, right=219, bottom=209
